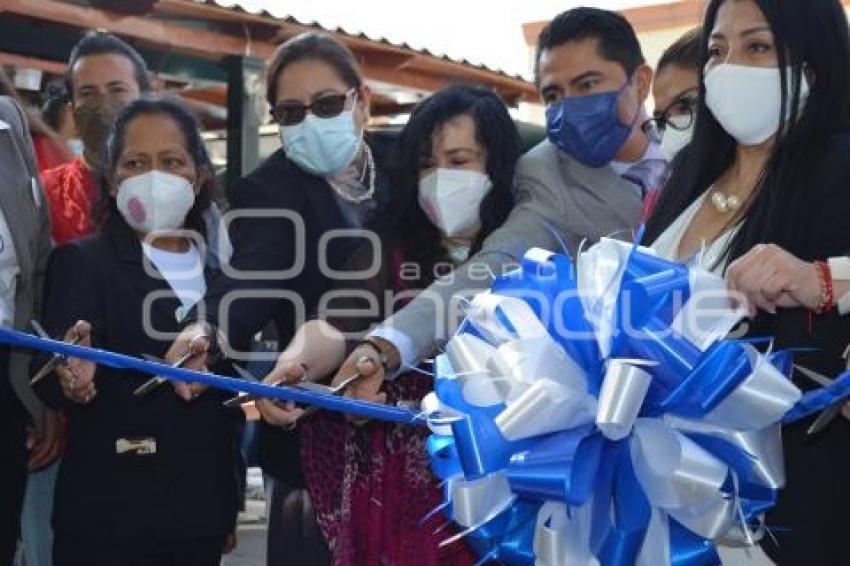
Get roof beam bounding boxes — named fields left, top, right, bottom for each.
left=0, top=52, right=66, bottom=74
left=1, top=0, right=274, bottom=60
left=1, top=0, right=537, bottom=101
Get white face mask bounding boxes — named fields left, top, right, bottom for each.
left=705, top=64, right=810, bottom=146
left=280, top=110, right=361, bottom=177
left=660, top=115, right=694, bottom=158
left=418, top=169, right=492, bottom=238
left=116, top=170, right=196, bottom=234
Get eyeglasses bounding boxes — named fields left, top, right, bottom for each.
left=271, top=89, right=356, bottom=126
left=652, top=90, right=699, bottom=133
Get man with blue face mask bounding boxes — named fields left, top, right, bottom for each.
left=327, top=8, right=671, bottom=411
left=537, top=8, right=667, bottom=218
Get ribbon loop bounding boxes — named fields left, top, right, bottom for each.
left=596, top=360, right=653, bottom=440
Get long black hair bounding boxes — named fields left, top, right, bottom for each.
left=644, top=0, right=850, bottom=266
left=97, top=94, right=215, bottom=240
left=380, top=84, right=520, bottom=286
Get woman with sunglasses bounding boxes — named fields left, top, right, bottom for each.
left=256, top=83, right=520, bottom=566
left=165, top=31, right=393, bottom=564
left=644, top=0, right=850, bottom=563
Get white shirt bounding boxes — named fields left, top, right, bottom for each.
left=610, top=141, right=668, bottom=177
left=142, top=242, right=206, bottom=322
left=652, top=190, right=740, bottom=275
left=0, top=207, right=19, bottom=327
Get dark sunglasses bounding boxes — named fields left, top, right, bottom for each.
left=271, top=89, right=356, bottom=126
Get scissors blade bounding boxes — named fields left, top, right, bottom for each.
left=133, top=351, right=194, bottom=396
left=231, top=364, right=256, bottom=381
left=29, top=320, right=80, bottom=385
left=794, top=364, right=834, bottom=388
left=222, top=365, right=327, bottom=408
left=30, top=320, right=51, bottom=340
left=808, top=402, right=844, bottom=435
left=293, top=372, right=361, bottom=422
left=222, top=365, right=273, bottom=408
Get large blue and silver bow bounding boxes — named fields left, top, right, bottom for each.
left=424, top=240, right=805, bottom=565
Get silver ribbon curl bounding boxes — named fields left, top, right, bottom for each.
left=596, top=360, right=653, bottom=441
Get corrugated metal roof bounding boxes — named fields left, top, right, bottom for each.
left=194, top=0, right=527, bottom=82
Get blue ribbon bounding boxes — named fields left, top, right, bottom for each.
left=783, top=370, right=850, bottom=423
left=0, top=327, right=423, bottom=425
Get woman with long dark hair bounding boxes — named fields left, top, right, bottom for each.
left=644, top=0, right=850, bottom=563
left=256, top=84, right=520, bottom=565
left=34, top=95, right=241, bottom=565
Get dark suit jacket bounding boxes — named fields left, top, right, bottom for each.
left=35, top=218, right=242, bottom=542
left=198, top=146, right=383, bottom=354
left=192, top=145, right=387, bottom=483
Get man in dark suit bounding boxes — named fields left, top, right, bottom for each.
left=0, top=95, right=53, bottom=564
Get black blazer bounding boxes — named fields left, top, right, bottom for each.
left=740, top=134, right=850, bottom=564
left=35, top=218, right=242, bottom=543
left=192, top=144, right=388, bottom=484
left=198, top=145, right=386, bottom=353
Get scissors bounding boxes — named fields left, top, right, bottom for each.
left=134, top=334, right=211, bottom=396
left=797, top=364, right=848, bottom=435
left=222, top=363, right=305, bottom=408
left=224, top=364, right=361, bottom=428
left=29, top=320, right=82, bottom=385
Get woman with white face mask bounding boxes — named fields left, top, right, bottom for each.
left=652, top=27, right=702, bottom=160
left=254, top=84, right=520, bottom=565
left=33, top=96, right=241, bottom=565
left=644, top=1, right=850, bottom=564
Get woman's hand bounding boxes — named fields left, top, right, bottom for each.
left=56, top=320, right=97, bottom=404
left=726, top=243, right=822, bottom=317
left=255, top=359, right=308, bottom=427
left=166, top=326, right=214, bottom=402
left=334, top=348, right=386, bottom=406
left=332, top=346, right=389, bottom=426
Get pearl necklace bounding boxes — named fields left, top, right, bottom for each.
left=709, top=189, right=743, bottom=214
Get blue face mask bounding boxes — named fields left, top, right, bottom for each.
left=280, top=110, right=361, bottom=177
left=545, top=81, right=638, bottom=168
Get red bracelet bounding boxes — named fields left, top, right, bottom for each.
left=814, top=261, right=835, bottom=314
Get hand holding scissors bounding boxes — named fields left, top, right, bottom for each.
left=32, top=320, right=97, bottom=404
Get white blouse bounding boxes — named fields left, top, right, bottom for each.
left=651, top=190, right=740, bottom=275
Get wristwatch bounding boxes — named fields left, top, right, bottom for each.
left=359, top=337, right=401, bottom=374
left=827, top=256, right=850, bottom=315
